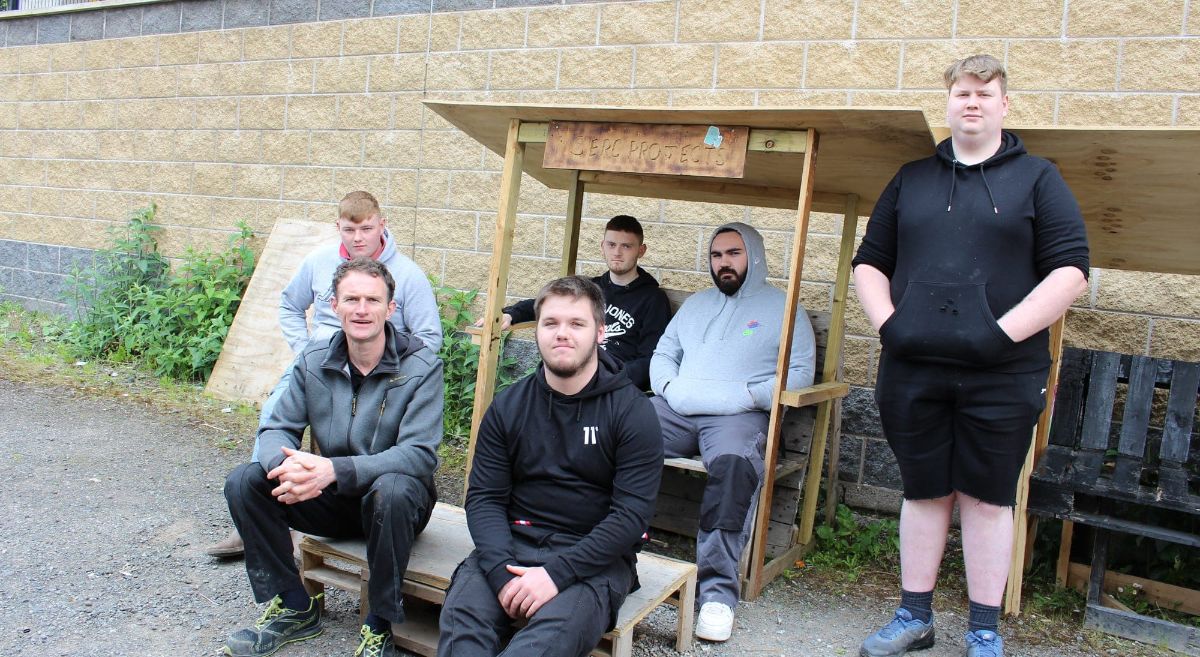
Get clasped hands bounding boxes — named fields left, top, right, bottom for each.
left=267, top=446, right=336, bottom=504
left=498, top=565, right=559, bottom=619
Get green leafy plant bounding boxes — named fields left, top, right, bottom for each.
left=62, top=203, right=256, bottom=381
left=432, top=280, right=523, bottom=447
left=807, top=504, right=901, bottom=581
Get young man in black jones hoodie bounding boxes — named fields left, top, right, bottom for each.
left=438, top=276, right=664, bottom=657
left=852, top=55, right=1089, bottom=657
left=482, top=214, right=671, bottom=391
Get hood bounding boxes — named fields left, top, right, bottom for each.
left=621, top=266, right=660, bottom=291
left=935, top=130, right=1027, bottom=214
left=709, top=222, right=769, bottom=298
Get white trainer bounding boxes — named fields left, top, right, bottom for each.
left=695, top=601, right=735, bottom=642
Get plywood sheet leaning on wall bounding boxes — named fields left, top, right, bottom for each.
left=206, top=218, right=331, bottom=405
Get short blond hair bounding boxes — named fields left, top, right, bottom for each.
left=338, top=190, right=381, bottom=223
left=944, top=54, right=1007, bottom=95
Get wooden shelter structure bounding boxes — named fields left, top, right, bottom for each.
left=426, top=100, right=936, bottom=598
left=985, top=125, right=1200, bottom=616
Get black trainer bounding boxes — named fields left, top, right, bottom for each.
left=353, top=623, right=396, bottom=657
left=224, top=593, right=323, bottom=657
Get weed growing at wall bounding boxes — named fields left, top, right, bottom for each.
left=806, top=504, right=900, bottom=581
left=62, top=203, right=256, bottom=381
left=433, top=280, right=522, bottom=447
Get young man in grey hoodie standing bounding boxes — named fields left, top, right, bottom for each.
left=207, top=190, right=442, bottom=557
left=649, top=222, right=816, bottom=642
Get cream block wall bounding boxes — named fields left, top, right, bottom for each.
left=0, top=0, right=1198, bottom=369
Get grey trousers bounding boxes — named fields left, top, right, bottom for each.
left=651, top=396, right=768, bottom=608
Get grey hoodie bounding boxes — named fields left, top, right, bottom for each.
left=650, top=222, right=816, bottom=416
left=279, top=228, right=442, bottom=355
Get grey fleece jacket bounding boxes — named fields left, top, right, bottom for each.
left=650, top=222, right=816, bottom=416
left=279, top=228, right=442, bottom=355
left=256, top=324, right=444, bottom=496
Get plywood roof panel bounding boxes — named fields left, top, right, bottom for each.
left=423, top=101, right=937, bottom=215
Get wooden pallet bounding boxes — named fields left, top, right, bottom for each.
left=298, top=503, right=697, bottom=657
left=1028, top=347, right=1200, bottom=654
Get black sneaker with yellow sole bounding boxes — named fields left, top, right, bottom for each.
left=224, top=593, right=323, bottom=657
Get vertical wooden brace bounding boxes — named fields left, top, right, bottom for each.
left=561, top=170, right=584, bottom=276
left=1004, top=313, right=1067, bottom=615
left=464, top=119, right=524, bottom=491
left=818, top=194, right=858, bottom=531
left=746, top=128, right=818, bottom=600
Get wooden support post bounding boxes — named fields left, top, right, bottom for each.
left=465, top=119, right=524, bottom=490
left=820, top=194, right=858, bottom=530
left=746, top=128, right=818, bottom=600
left=1056, top=520, right=1075, bottom=588
left=1004, top=314, right=1067, bottom=616
left=561, top=170, right=584, bottom=277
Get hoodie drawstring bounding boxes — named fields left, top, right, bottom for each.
left=946, top=161, right=999, bottom=215
left=946, top=164, right=957, bottom=212
left=978, top=165, right=999, bottom=214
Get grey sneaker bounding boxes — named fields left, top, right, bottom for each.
left=963, top=629, right=1004, bottom=657
left=860, top=608, right=935, bottom=657
left=224, top=594, right=323, bottom=657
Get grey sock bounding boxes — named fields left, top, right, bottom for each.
left=968, top=600, right=1000, bottom=633
left=900, top=589, right=933, bottom=624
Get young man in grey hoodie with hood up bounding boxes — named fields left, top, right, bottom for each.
left=649, top=222, right=816, bottom=643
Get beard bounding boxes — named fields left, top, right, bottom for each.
left=714, top=267, right=744, bottom=296
left=543, top=340, right=598, bottom=379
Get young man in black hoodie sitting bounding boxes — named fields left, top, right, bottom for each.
left=438, top=276, right=664, bottom=657
left=852, top=55, right=1089, bottom=657
left=485, top=214, right=671, bottom=391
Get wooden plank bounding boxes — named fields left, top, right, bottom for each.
left=1067, top=561, right=1200, bottom=616
left=206, top=218, right=330, bottom=404
left=1048, top=347, right=1090, bottom=447
left=466, top=118, right=525, bottom=490
left=778, top=381, right=849, bottom=408
left=560, top=170, right=584, bottom=277
left=1117, top=356, right=1156, bottom=457
left=391, top=597, right=439, bottom=657
left=423, top=101, right=938, bottom=217
left=1162, top=361, right=1200, bottom=464
left=821, top=196, right=857, bottom=527
left=1006, top=314, right=1066, bottom=616
left=1062, top=510, right=1200, bottom=548
left=575, top=170, right=841, bottom=212
left=1084, top=603, right=1200, bottom=656
left=1056, top=520, right=1075, bottom=588
left=543, top=121, right=749, bottom=178
left=748, top=128, right=818, bottom=601
left=1081, top=351, right=1120, bottom=451
left=747, top=129, right=808, bottom=154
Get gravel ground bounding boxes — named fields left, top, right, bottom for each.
left=0, top=376, right=1171, bottom=657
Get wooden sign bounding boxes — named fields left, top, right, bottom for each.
left=543, top=121, right=748, bottom=178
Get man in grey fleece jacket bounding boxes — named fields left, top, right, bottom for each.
left=209, top=191, right=441, bottom=558
left=223, top=258, right=442, bottom=657
left=650, top=222, right=815, bottom=642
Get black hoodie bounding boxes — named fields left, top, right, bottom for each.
left=504, top=267, right=671, bottom=390
left=853, top=131, right=1090, bottom=372
left=465, top=349, right=663, bottom=597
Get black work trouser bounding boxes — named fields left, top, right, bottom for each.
left=437, top=538, right=632, bottom=657
left=224, top=463, right=434, bottom=623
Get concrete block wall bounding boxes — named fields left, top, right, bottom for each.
left=1, top=0, right=1198, bottom=506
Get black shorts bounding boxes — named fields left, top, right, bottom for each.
left=874, top=353, right=1049, bottom=507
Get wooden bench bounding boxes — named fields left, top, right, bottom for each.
left=1028, top=347, right=1200, bottom=654
left=298, top=502, right=697, bottom=657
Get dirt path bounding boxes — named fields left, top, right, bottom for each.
left=0, top=377, right=1164, bottom=656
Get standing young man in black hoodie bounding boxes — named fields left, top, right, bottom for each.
left=488, top=215, right=671, bottom=391
left=852, top=55, right=1089, bottom=657
left=438, top=276, right=664, bottom=657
